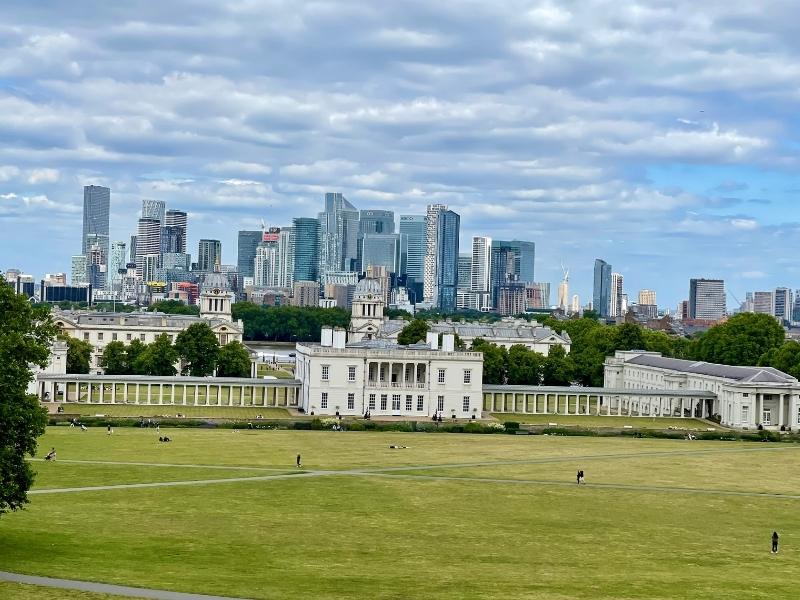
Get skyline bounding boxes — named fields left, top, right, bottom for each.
left=2, top=1, right=800, bottom=307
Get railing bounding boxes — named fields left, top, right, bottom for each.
left=366, top=381, right=428, bottom=389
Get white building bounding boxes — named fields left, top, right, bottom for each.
left=605, top=350, right=800, bottom=430
left=296, top=328, right=483, bottom=418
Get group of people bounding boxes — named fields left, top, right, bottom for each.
left=68, top=418, right=88, bottom=431
left=576, top=469, right=585, bottom=485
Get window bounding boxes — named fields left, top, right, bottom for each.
left=463, top=370, right=471, bottom=384
left=347, top=393, right=355, bottom=410
left=797, top=406, right=800, bottom=425
left=463, top=396, right=470, bottom=412
left=438, top=369, right=446, bottom=383
left=83, top=333, right=90, bottom=341
left=369, top=394, right=376, bottom=410
left=348, top=366, right=356, bottom=382
left=321, top=365, right=330, bottom=381
left=392, top=394, right=401, bottom=411
left=97, top=332, right=104, bottom=341
left=112, top=333, right=118, bottom=341
left=380, top=367, right=386, bottom=382
left=742, top=393, right=749, bottom=398
left=380, top=394, right=388, bottom=411
left=437, top=395, right=445, bottom=412
left=762, top=408, right=771, bottom=426
left=417, top=395, right=424, bottom=411
left=741, top=405, right=749, bottom=423
left=139, top=333, right=146, bottom=341
left=405, top=395, right=413, bottom=411
left=321, top=392, right=328, bottom=409
left=126, top=333, right=132, bottom=341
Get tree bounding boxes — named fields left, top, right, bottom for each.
left=506, top=344, right=544, bottom=385
left=693, top=313, right=785, bottom=366
left=0, top=276, right=54, bottom=515
left=542, top=345, right=576, bottom=386
left=472, top=338, right=508, bottom=384
left=216, top=342, right=252, bottom=378
left=62, top=336, right=93, bottom=374
left=758, top=341, right=800, bottom=380
left=148, top=300, right=200, bottom=315
left=615, top=323, right=646, bottom=351
left=134, top=334, right=178, bottom=376
left=126, top=339, right=147, bottom=374
left=99, top=341, right=130, bottom=375
left=175, top=323, right=220, bottom=376
left=398, top=319, right=429, bottom=346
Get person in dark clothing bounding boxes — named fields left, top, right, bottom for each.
left=772, top=531, right=779, bottom=554
left=577, top=470, right=581, bottom=485
left=45, top=447, right=56, bottom=461
left=296, top=454, right=302, bottom=468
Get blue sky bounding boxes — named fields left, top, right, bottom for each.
left=1, top=0, right=799, bottom=309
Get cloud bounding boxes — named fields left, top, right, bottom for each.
left=27, top=168, right=60, bottom=184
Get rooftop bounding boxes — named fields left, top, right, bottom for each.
left=626, top=353, right=796, bottom=384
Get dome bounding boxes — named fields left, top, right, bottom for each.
left=354, top=277, right=383, bottom=300
left=202, top=272, right=230, bottom=292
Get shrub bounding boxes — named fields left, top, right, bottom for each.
left=503, top=421, right=520, bottom=432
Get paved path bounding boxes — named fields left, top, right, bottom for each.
left=30, top=458, right=287, bottom=472
left=0, top=570, right=249, bottom=600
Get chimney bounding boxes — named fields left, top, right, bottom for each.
left=426, top=332, right=439, bottom=350
left=333, top=327, right=347, bottom=349
left=441, top=333, right=455, bottom=352
left=321, top=326, right=333, bottom=347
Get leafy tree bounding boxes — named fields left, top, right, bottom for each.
left=175, top=323, right=220, bottom=376
left=582, top=309, right=600, bottom=320
left=506, top=344, right=544, bottom=385
left=693, top=313, right=785, bottom=366
left=615, top=323, right=646, bottom=351
left=231, top=302, right=350, bottom=342
left=542, top=345, right=576, bottom=386
left=99, top=341, right=130, bottom=375
left=62, top=336, right=93, bottom=374
left=126, top=339, right=147, bottom=374
left=149, top=300, right=200, bottom=315
left=758, top=341, right=800, bottom=380
left=398, top=319, right=430, bottom=346
left=134, top=334, right=178, bottom=376
left=472, top=338, right=508, bottom=384
left=384, top=308, right=413, bottom=321
left=0, top=276, right=54, bottom=516
left=216, top=341, right=252, bottom=378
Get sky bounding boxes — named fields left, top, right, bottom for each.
left=1, top=0, right=800, bottom=309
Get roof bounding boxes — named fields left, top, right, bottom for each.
left=427, top=321, right=571, bottom=343
left=52, top=310, right=241, bottom=331
left=626, top=353, right=797, bottom=384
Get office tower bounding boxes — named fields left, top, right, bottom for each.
left=197, top=239, right=222, bottom=272
left=526, top=282, right=550, bottom=310
left=490, top=240, right=535, bottom=284
left=82, top=185, right=110, bottom=258
left=141, top=254, right=160, bottom=282
left=135, top=217, right=161, bottom=278
left=160, top=226, right=184, bottom=254
left=278, top=227, right=295, bottom=289
left=292, top=217, right=320, bottom=283
left=129, top=235, right=137, bottom=263
left=292, top=280, right=320, bottom=307
left=141, top=199, right=166, bottom=224
left=688, top=278, right=726, bottom=320
left=237, top=230, right=263, bottom=279
left=423, top=204, right=447, bottom=303
left=71, top=255, right=88, bottom=284
left=361, top=234, right=401, bottom=273
left=359, top=210, right=394, bottom=234
left=436, top=209, right=460, bottom=312
left=610, top=272, right=624, bottom=317
left=774, top=287, right=791, bottom=323
left=638, top=289, right=656, bottom=305
left=592, top=259, right=612, bottom=318
left=318, top=192, right=359, bottom=277
left=571, top=294, right=580, bottom=314
left=753, top=291, right=773, bottom=314
left=86, top=241, right=106, bottom=290
left=457, top=254, right=472, bottom=290
left=470, top=236, right=491, bottom=293
left=792, top=291, right=800, bottom=324
left=165, top=210, right=188, bottom=253
left=557, top=268, right=569, bottom=311
left=497, top=283, right=526, bottom=316
left=108, top=241, right=127, bottom=288
left=254, top=241, right=281, bottom=287
left=399, top=215, right=426, bottom=280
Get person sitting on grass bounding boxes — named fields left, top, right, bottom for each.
left=45, top=447, right=56, bottom=461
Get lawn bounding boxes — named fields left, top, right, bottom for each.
left=1, top=429, right=798, bottom=599
left=491, top=413, right=715, bottom=429
left=61, top=404, right=292, bottom=419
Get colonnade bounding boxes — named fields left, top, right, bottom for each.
left=366, top=361, right=427, bottom=388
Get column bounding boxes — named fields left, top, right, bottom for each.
left=182, top=384, right=187, bottom=405
left=194, top=385, right=200, bottom=406
left=171, top=384, right=176, bottom=404
left=86, top=382, right=92, bottom=403
left=241, top=385, right=245, bottom=406
left=618, top=395, right=622, bottom=416
left=206, top=384, right=211, bottom=405
left=111, top=383, right=117, bottom=404
left=147, top=384, right=152, bottom=405
left=124, top=383, right=129, bottom=403
left=779, top=393, right=785, bottom=429
left=159, top=383, right=164, bottom=405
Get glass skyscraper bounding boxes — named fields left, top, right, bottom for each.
left=361, top=234, right=401, bottom=273
left=689, top=278, right=726, bottom=321
left=237, top=230, right=263, bottom=279
left=319, top=192, right=359, bottom=275
left=82, top=185, right=110, bottom=260
left=399, top=215, right=425, bottom=280
left=197, top=239, right=222, bottom=272
left=165, top=210, right=188, bottom=253
left=593, top=258, right=612, bottom=318
left=292, top=217, right=320, bottom=282
left=436, top=209, right=460, bottom=312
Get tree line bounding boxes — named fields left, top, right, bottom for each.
left=232, top=302, right=350, bottom=342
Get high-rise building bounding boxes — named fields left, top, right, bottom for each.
left=359, top=210, right=394, bottom=234
left=571, top=294, right=580, bottom=314
left=610, top=272, right=624, bottom=317
left=71, top=255, right=88, bottom=285
left=160, top=226, right=184, bottom=254
left=457, top=255, right=472, bottom=290
left=792, top=291, right=800, bottom=324
left=688, top=278, right=726, bottom=320
left=254, top=240, right=281, bottom=288
left=470, top=236, right=491, bottom=293
left=82, top=185, right=110, bottom=259
left=423, top=204, right=447, bottom=304
left=141, top=199, right=166, bottom=224
left=278, top=227, right=295, bottom=289
left=108, top=241, right=127, bottom=290
left=490, top=240, right=535, bottom=284
left=436, top=209, right=460, bottom=312
left=165, top=210, right=187, bottom=253
left=86, top=242, right=106, bottom=290
left=557, top=270, right=569, bottom=311
left=319, top=192, right=359, bottom=277
left=237, top=230, right=263, bottom=279
left=292, top=280, right=320, bottom=307
left=135, top=217, right=161, bottom=278
left=638, top=289, right=656, bottom=306
left=292, top=217, right=320, bottom=283
left=497, top=283, right=526, bottom=316
left=197, top=239, right=222, bottom=272
left=399, top=215, right=426, bottom=282
left=129, top=235, right=137, bottom=263
left=753, top=291, right=773, bottom=314
left=361, top=234, right=401, bottom=274
left=141, top=254, right=160, bottom=282
left=592, top=259, right=612, bottom=318
left=774, top=287, right=791, bottom=323
left=526, top=282, right=550, bottom=309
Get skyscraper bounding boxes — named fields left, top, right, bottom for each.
left=457, top=255, right=472, bottom=290
left=753, top=291, right=773, bottom=314
left=593, top=259, right=612, bottom=318
left=774, top=287, right=791, bottom=324
left=197, top=239, right=222, bottom=272
left=436, top=209, right=460, bottom=312
left=82, top=185, right=110, bottom=264
left=278, top=227, right=295, bottom=289
left=470, top=236, right=491, bottom=293
left=165, top=210, right=188, bottom=253
left=688, top=278, right=726, bottom=320
left=254, top=239, right=281, bottom=287
left=610, top=272, right=624, bottom=317
left=108, top=241, right=127, bottom=290
left=160, top=226, right=184, bottom=254
left=638, top=289, right=656, bottom=305
left=71, top=255, right=88, bottom=284
left=490, top=241, right=535, bottom=284
left=135, top=217, right=161, bottom=278
left=361, top=234, right=401, bottom=273
left=423, top=204, right=447, bottom=303
left=141, top=199, right=166, bottom=224
left=237, top=230, right=263, bottom=279
left=359, top=210, right=394, bottom=234
left=318, top=192, right=359, bottom=277
left=292, top=217, right=320, bottom=283
left=399, top=214, right=425, bottom=280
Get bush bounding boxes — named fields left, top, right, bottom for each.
left=503, top=421, right=520, bottom=432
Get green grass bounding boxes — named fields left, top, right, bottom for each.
left=0, top=581, right=127, bottom=599
left=60, top=404, right=291, bottom=419
left=1, top=429, right=798, bottom=599
left=256, top=364, right=294, bottom=378
left=491, top=412, right=714, bottom=429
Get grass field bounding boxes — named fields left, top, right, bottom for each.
left=61, top=404, right=292, bottom=419
left=1, top=428, right=798, bottom=599
left=491, top=412, right=715, bottom=429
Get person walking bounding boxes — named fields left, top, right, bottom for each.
left=577, top=470, right=581, bottom=485
left=772, top=531, right=779, bottom=554
left=296, top=454, right=302, bottom=468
